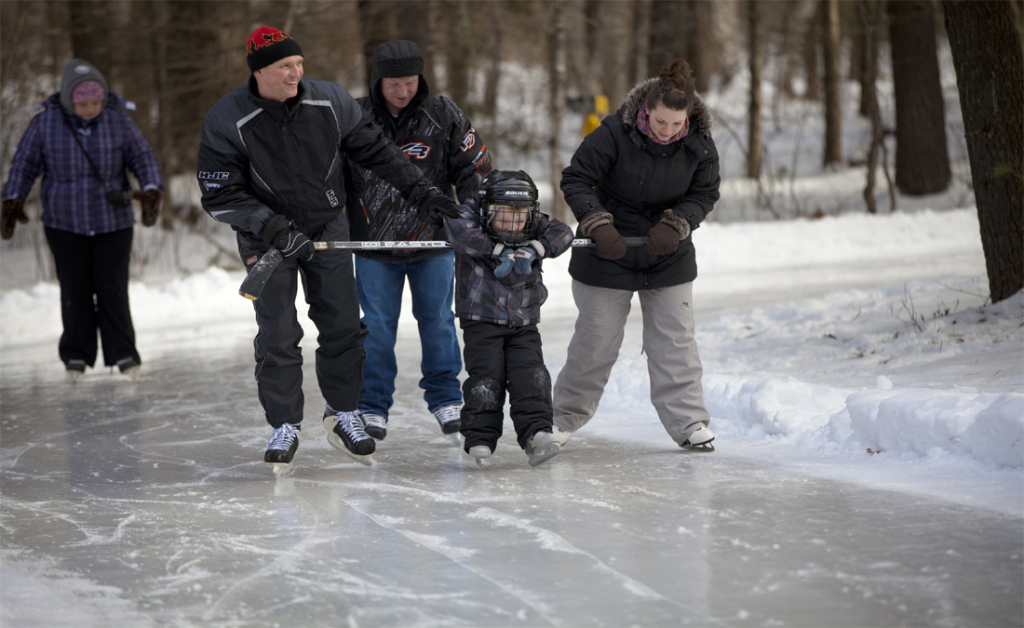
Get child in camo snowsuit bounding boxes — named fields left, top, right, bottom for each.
left=443, top=170, right=572, bottom=466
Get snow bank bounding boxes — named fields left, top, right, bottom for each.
left=703, top=375, right=1023, bottom=468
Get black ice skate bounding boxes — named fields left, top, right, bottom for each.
left=680, top=426, right=715, bottom=452
left=433, top=404, right=462, bottom=445
left=265, top=423, right=300, bottom=477
left=324, top=407, right=375, bottom=465
left=524, top=430, right=560, bottom=467
left=360, top=412, right=387, bottom=441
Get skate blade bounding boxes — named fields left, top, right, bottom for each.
left=269, top=461, right=295, bottom=477
left=67, top=372, right=83, bottom=384
left=681, top=441, right=715, bottom=452
left=326, top=434, right=375, bottom=466
left=447, top=432, right=462, bottom=447
left=527, top=443, right=560, bottom=467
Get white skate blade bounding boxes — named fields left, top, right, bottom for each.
left=527, top=443, right=560, bottom=467
left=448, top=433, right=462, bottom=447
left=269, top=461, right=295, bottom=477
left=326, top=434, right=375, bottom=466
left=474, top=457, right=490, bottom=468
left=67, top=371, right=83, bottom=384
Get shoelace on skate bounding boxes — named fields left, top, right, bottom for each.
left=335, top=411, right=370, bottom=440
left=268, top=423, right=299, bottom=450
left=434, top=405, right=460, bottom=424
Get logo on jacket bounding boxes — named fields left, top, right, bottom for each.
left=461, top=128, right=477, bottom=152
left=326, top=189, right=339, bottom=207
left=401, top=143, right=431, bottom=160
left=198, top=171, right=229, bottom=180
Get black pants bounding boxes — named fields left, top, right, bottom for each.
left=45, top=226, right=139, bottom=368
left=459, top=320, right=553, bottom=451
left=238, top=215, right=367, bottom=428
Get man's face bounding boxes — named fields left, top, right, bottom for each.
left=380, top=76, right=419, bottom=115
left=254, top=55, right=304, bottom=102
left=73, top=98, right=104, bottom=120
left=490, top=205, right=528, bottom=233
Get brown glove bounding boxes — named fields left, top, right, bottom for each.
left=590, top=223, right=627, bottom=260
left=1, top=199, right=29, bottom=240
left=643, top=211, right=690, bottom=256
left=137, top=190, right=162, bottom=227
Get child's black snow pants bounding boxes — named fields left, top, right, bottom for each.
left=459, top=320, right=553, bottom=452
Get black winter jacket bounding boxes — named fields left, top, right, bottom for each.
left=198, top=77, right=424, bottom=242
left=561, top=78, right=720, bottom=291
left=348, top=61, right=492, bottom=262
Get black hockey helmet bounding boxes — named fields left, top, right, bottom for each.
left=479, top=170, right=540, bottom=246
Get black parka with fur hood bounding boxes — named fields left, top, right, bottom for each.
left=561, top=78, right=720, bottom=291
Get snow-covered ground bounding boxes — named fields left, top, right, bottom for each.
left=3, top=207, right=1021, bottom=515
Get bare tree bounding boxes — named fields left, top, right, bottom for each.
left=943, top=0, right=1024, bottom=303
left=548, top=0, right=568, bottom=222
left=889, top=0, right=951, bottom=195
left=747, top=1, right=763, bottom=179
left=822, top=0, right=843, bottom=167
left=860, top=0, right=895, bottom=214
left=481, top=0, right=503, bottom=119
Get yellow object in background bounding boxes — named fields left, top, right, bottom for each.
left=582, top=94, right=610, bottom=136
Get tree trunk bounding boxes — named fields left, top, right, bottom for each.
left=747, top=1, right=763, bottom=180
left=396, top=0, right=437, bottom=91
left=648, top=0, right=684, bottom=77
left=481, top=0, right=502, bottom=119
left=889, top=0, right=951, bottom=195
left=860, top=0, right=883, bottom=214
left=822, top=0, right=843, bottom=166
left=357, top=0, right=395, bottom=92
left=802, top=2, right=821, bottom=101
left=683, top=1, right=709, bottom=93
left=548, top=0, right=568, bottom=223
left=627, top=0, right=651, bottom=87
left=943, top=0, right=1024, bottom=303
left=441, top=0, right=473, bottom=107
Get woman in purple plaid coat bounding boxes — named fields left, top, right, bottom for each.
left=1, top=59, right=164, bottom=381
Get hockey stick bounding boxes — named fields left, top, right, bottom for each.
left=239, top=237, right=649, bottom=300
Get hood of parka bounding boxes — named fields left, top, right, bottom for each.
left=617, top=77, right=713, bottom=136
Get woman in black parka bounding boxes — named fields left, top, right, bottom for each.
left=551, top=60, right=720, bottom=451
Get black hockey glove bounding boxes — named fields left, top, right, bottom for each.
left=414, top=185, right=459, bottom=229
left=262, top=214, right=316, bottom=261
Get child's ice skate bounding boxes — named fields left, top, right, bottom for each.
left=524, top=430, right=560, bottom=467
left=467, top=445, right=492, bottom=467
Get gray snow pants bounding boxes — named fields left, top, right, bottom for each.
left=552, top=280, right=710, bottom=444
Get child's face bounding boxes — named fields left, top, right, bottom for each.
left=491, top=205, right=528, bottom=232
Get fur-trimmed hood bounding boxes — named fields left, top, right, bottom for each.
left=617, top=77, right=713, bottom=135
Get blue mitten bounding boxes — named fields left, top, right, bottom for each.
left=493, top=248, right=516, bottom=278
left=513, top=246, right=538, bottom=274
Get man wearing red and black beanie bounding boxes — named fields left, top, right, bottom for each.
left=197, top=26, right=460, bottom=474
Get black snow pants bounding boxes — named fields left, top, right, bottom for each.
left=459, top=320, right=553, bottom=452
left=45, top=226, right=140, bottom=368
left=238, top=214, right=367, bottom=429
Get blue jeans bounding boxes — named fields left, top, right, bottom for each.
left=355, top=252, right=462, bottom=418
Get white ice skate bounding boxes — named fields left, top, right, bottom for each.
left=265, top=423, right=300, bottom=477
left=525, top=430, right=560, bottom=467
left=680, top=426, right=715, bottom=452
left=467, top=445, right=492, bottom=467
left=552, top=426, right=573, bottom=446
left=324, top=407, right=375, bottom=466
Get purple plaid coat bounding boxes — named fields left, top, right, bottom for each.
left=444, top=204, right=572, bottom=327
left=1, top=92, right=163, bottom=235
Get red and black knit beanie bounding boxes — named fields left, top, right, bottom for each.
left=246, top=26, right=303, bottom=73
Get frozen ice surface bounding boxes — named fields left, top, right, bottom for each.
left=1, top=325, right=1021, bottom=627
